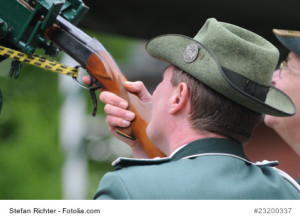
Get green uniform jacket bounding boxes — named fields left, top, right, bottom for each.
left=93, top=138, right=300, bottom=199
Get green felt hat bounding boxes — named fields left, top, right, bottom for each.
left=146, top=18, right=296, bottom=116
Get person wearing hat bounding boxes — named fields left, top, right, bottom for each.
left=264, top=29, right=300, bottom=159
left=85, top=18, right=300, bottom=199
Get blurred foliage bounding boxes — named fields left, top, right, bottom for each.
left=0, top=31, right=137, bottom=199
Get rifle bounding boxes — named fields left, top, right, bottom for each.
left=0, top=0, right=165, bottom=158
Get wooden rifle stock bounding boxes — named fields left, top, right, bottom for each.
left=86, top=50, right=166, bottom=158
left=45, top=15, right=165, bottom=158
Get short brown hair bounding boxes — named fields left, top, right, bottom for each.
left=170, top=66, right=261, bottom=144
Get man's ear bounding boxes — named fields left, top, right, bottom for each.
left=169, top=82, right=189, bottom=114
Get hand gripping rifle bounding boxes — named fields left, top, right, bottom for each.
left=0, top=0, right=165, bottom=158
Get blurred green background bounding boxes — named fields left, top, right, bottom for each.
left=0, top=31, right=138, bottom=199
left=3, top=0, right=299, bottom=200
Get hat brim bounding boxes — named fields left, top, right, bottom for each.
left=273, top=29, right=300, bottom=56
left=146, top=34, right=296, bottom=117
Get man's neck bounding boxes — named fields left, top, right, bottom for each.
left=166, top=129, right=227, bottom=156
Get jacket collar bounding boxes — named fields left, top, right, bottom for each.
left=170, top=138, right=248, bottom=161
left=112, top=138, right=249, bottom=170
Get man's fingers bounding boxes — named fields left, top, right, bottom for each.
left=82, top=75, right=91, bottom=85
left=82, top=75, right=105, bottom=91
left=104, top=104, right=135, bottom=121
left=100, top=91, right=128, bottom=109
left=106, top=115, right=131, bottom=128
left=124, top=81, right=152, bottom=102
left=83, top=78, right=151, bottom=103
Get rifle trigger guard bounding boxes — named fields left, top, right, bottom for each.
left=88, top=77, right=102, bottom=117
left=89, top=88, right=97, bottom=117
left=72, top=76, right=102, bottom=117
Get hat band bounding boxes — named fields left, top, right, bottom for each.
left=221, top=66, right=270, bottom=102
